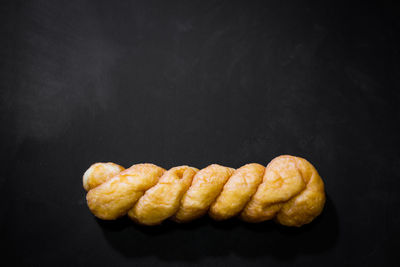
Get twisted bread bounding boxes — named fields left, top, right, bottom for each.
left=83, top=155, right=325, bottom=227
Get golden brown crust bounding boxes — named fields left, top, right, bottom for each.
left=240, top=155, right=325, bottom=226
left=172, top=164, right=235, bottom=222
left=128, top=166, right=198, bottom=225
left=83, top=155, right=326, bottom=226
left=83, top=162, right=125, bottom=191
left=209, top=163, right=265, bottom=220
left=86, top=164, right=165, bottom=220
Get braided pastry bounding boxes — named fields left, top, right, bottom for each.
left=83, top=155, right=325, bottom=227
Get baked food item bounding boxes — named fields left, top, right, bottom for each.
left=83, top=155, right=325, bottom=227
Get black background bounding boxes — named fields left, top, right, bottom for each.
left=1, top=0, right=399, bottom=266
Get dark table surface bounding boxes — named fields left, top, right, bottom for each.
left=1, top=0, right=399, bottom=266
